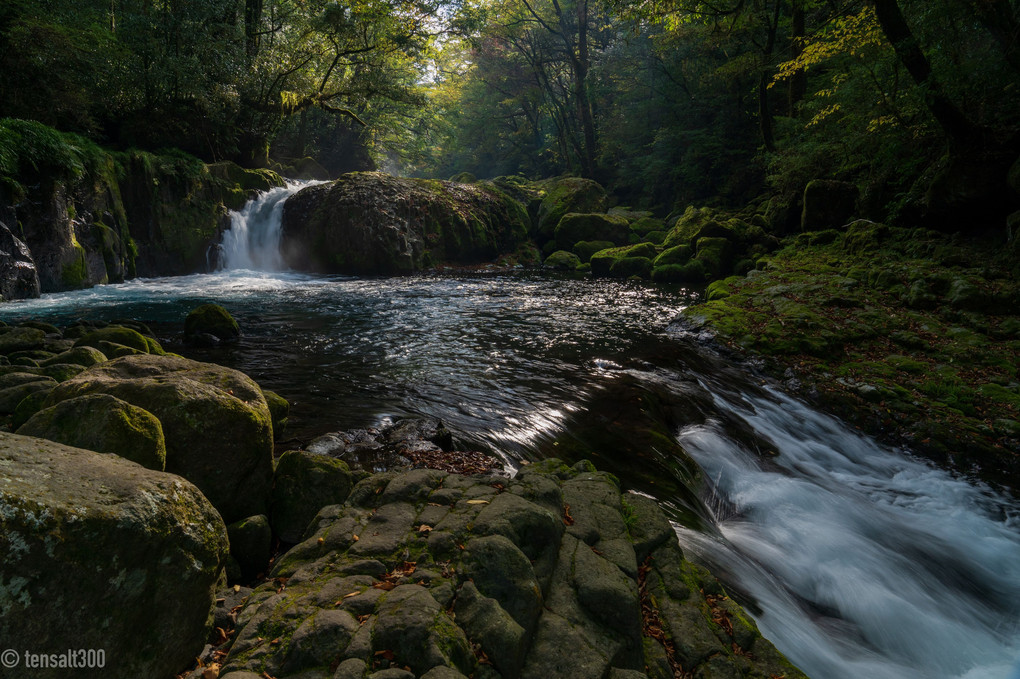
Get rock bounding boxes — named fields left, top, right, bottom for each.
left=42, top=354, right=274, bottom=523
left=801, top=179, right=858, bottom=230
left=0, top=326, right=46, bottom=354
left=662, top=206, right=718, bottom=248
left=651, top=259, right=706, bottom=283
left=0, top=221, right=40, bottom=300
left=0, top=432, right=228, bottom=679
left=554, top=212, right=630, bottom=251
left=590, top=242, right=658, bottom=278
left=73, top=325, right=155, bottom=354
left=653, top=244, right=692, bottom=268
left=0, top=375, right=56, bottom=413
left=185, top=303, right=240, bottom=344
left=629, top=216, right=666, bottom=236
left=572, top=239, right=616, bottom=263
left=543, top=250, right=582, bottom=270
left=262, top=389, right=289, bottom=437
left=609, top=256, right=653, bottom=279
left=271, top=450, right=355, bottom=543
left=17, top=393, right=166, bottom=471
left=38, top=345, right=107, bottom=367
left=221, top=461, right=804, bottom=679
left=535, top=178, right=608, bottom=245
left=280, top=172, right=530, bottom=274
left=694, top=236, right=733, bottom=279
left=227, top=514, right=272, bottom=580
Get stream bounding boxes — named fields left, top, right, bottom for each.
left=1, top=184, right=1018, bottom=678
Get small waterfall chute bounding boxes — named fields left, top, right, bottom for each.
left=218, top=181, right=321, bottom=271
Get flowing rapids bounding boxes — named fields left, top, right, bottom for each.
left=1, top=187, right=1018, bottom=678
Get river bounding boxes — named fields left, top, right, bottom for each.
left=1, top=184, right=1018, bottom=679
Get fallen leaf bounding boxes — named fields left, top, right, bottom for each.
left=317, top=537, right=324, bottom=545
left=465, top=499, right=489, bottom=505
left=373, top=649, right=395, bottom=660
left=352, top=534, right=359, bottom=541
left=417, top=524, right=433, bottom=533
left=372, top=581, right=396, bottom=591
left=202, top=664, right=221, bottom=679
left=233, top=584, right=241, bottom=593
left=343, top=591, right=360, bottom=599
left=270, top=637, right=281, bottom=645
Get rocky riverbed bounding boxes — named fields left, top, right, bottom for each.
left=0, top=311, right=806, bottom=679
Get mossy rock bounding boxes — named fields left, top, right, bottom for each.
left=706, top=276, right=744, bottom=301
left=629, top=216, right=666, bottom=236
left=43, top=354, right=274, bottom=523
left=450, top=171, right=477, bottom=183
left=18, top=320, right=60, bottom=335
left=573, top=240, right=616, bottom=263
left=544, top=250, right=582, bottom=270
left=642, top=230, right=667, bottom=245
left=694, top=236, right=734, bottom=279
left=227, top=514, right=272, bottom=581
left=185, top=303, right=241, bottom=343
left=554, top=212, right=630, bottom=250
left=262, top=389, right=289, bottom=438
left=662, top=206, right=718, bottom=248
left=270, top=450, right=354, bottom=543
left=651, top=259, right=707, bottom=284
left=0, top=326, right=46, bottom=354
left=39, top=345, right=107, bottom=368
left=18, top=393, right=166, bottom=471
left=841, top=220, right=890, bottom=254
left=535, top=178, right=608, bottom=243
left=653, top=244, right=693, bottom=268
left=609, top=256, right=653, bottom=279
left=801, top=179, right=859, bottom=231
left=590, top=242, right=659, bottom=278
left=74, top=326, right=153, bottom=354
left=0, top=431, right=227, bottom=679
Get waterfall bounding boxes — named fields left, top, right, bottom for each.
left=217, top=181, right=320, bottom=271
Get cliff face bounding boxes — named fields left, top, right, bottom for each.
left=0, top=120, right=283, bottom=297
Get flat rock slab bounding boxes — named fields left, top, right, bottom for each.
left=221, top=460, right=805, bottom=679
left=0, top=431, right=228, bottom=679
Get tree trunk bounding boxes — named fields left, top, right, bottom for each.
left=871, top=0, right=980, bottom=147
left=245, top=0, right=263, bottom=60
left=788, top=0, right=806, bottom=115
left=758, top=0, right=781, bottom=152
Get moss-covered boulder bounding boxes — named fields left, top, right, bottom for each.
left=0, top=431, right=227, bottom=679
left=662, top=206, right=720, bottom=248
left=535, top=178, right=608, bottom=245
left=610, top=256, right=654, bottom=279
left=573, top=239, right=616, bottom=263
left=629, top=216, right=666, bottom=236
left=73, top=325, right=156, bottom=354
left=18, top=393, right=166, bottom=471
left=801, top=179, right=858, bottom=231
left=185, top=303, right=241, bottom=344
left=227, top=514, right=273, bottom=581
left=554, top=212, right=630, bottom=251
left=0, top=374, right=57, bottom=413
left=544, top=250, right=582, bottom=270
left=0, top=326, right=46, bottom=354
left=270, top=450, right=355, bottom=543
left=651, top=259, right=707, bottom=284
left=653, top=244, right=693, bottom=268
left=43, top=354, right=274, bottom=523
left=262, top=389, right=289, bottom=438
left=220, top=461, right=804, bottom=679
left=38, top=345, right=107, bottom=368
left=280, top=172, right=530, bottom=275
left=694, top=236, right=733, bottom=278
left=590, top=242, right=658, bottom=278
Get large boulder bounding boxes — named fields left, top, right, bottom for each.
left=219, top=461, right=804, bottom=679
left=554, top=212, right=630, bottom=251
left=42, top=354, right=274, bottom=523
left=801, top=179, right=858, bottom=231
left=280, top=172, right=530, bottom=275
left=0, top=432, right=228, bottom=679
left=0, top=221, right=40, bottom=300
left=185, top=303, right=240, bottom=344
left=535, top=178, right=608, bottom=245
left=17, top=393, right=166, bottom=471
left=270, top=450, right=355, bottom=543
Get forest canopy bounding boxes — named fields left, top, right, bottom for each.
left=1, top=0, right=1018, bottom=222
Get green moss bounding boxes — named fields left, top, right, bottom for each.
left=74, top=326, right=151, bottom=354
left=544, top=250, right=582, bottom=270
left=60, top=242, right=88, bottom=289
left=185, top=304, right=240, bottom=342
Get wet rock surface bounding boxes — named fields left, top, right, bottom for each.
left=219, top=460, right=804, bottom=679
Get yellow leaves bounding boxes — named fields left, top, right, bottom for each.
left=771, top=6, right=885, bottom=88
left=806, top=104, right=842, bottom=128
left=465, top=499, right=489, bottom=505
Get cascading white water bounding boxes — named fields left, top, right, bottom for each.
left=671, top=378, right=1020, bottom=679
left=218, top=181, right=319, bottom=271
